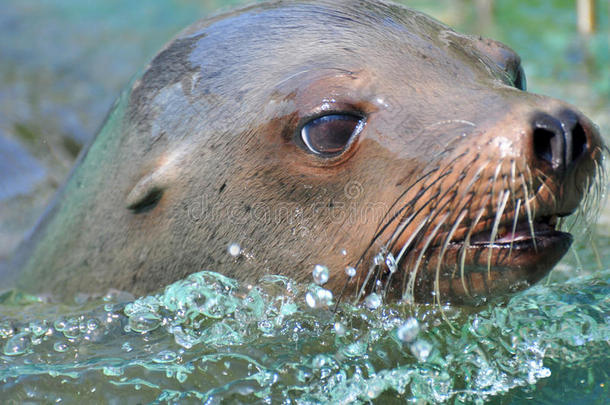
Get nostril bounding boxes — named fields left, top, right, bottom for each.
left=571, top=122, right=587, bottom=163
left=533, top=128, right=556, bottom=166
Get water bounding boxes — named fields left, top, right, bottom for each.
left=0, top=0, right=608, bottom=403
left=0, top=269, right=608, bottom=403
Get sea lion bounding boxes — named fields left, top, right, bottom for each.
left=4, top=0, right=604, bottom=305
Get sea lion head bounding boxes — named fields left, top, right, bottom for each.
left=13, top=0, right=605, bottom=305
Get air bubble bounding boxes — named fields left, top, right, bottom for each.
left=334, top=322, right=347, bottom=336
left=385, top=253, right=397, bottom=273
left=364, top=293, right=382, bottom=310
left=373, top=253, right=384, bottom=266
left=312, top=264, right=329, bottom=285
left=345, top=266, right=356, bottom=278
left=227, top=243, right=241, bottom=257
left=127, top=311, right=161, bottom=333
left=53, top=341, right=69, bottom=353
left=3, top=332, right=30, bottom=356
left=411, top=339, right=432, bottom=362
left=305, top=286, right=333, bottom=308
left=397, top=318, right=420, bottom=342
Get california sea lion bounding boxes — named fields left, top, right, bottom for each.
left=4, top=0, right=604, bottom=305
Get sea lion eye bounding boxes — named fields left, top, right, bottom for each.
left=513, top=64, right=527, bottom=91
left=300, top=114, right=364, bottom=157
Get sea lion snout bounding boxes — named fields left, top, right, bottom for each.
left=385, top=100, right=604, bottom=305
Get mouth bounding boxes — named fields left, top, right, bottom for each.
left=469, top=213, right=569, bottom=249
left=409, top=212, right=574, bottom=305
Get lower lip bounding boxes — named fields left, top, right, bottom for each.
left=409, top=231, right=573, bottom=305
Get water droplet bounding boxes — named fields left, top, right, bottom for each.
left=227, top=243, right=241, bottom=257
left=86, top=318, right=100, bottom=331
left=385, top=253, right=397, bottom=273
left=61, top=318, right=81, bottom=339
left=3, top=332, right=30, bottom=356
left=345, top=266, right=356, bottom=278
left=373, top=253, right=384, bottom=266
left=122, top=342, right=133, bottom=352
left=305, top=286, right=333, bottom=308
left=312, top=264, right=329, bottom=285
left=312, top=354, right=330, bottom=369
left=397, top=318, right=420, bottom=342
left=364, top=293, right=382, bottom=310
left=340, top=249, right=347, bottom=256
left=334, top=322, right=346, bottom=336
left=128, top=311, right=161, bottom=333
left=29, top=321, right=48, bottom=337
left=410, top=339, right=432, bottom=362
left=0, top=321, right=14, bottom=339
left=53, top=319, right=66, bottom=331
left=53, top=341, right=69, bottom=352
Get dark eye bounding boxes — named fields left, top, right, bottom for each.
left=300, top=114, right=364, bottom=157
left=513, top=64, right=527, bottom=91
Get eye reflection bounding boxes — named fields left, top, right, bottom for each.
left=301, top=114, right=364, bottom=157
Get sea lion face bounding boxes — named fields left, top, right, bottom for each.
left=121, top=0, right=604, bottom=305
left=15, top=1, right=603, bottom=304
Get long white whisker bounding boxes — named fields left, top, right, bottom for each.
left=395, top=216, right=430, bottom=264
left=509, top=198, right=522, bottom=259
left=437, top=209, right=467, bottom=301
left=520, top=173, right=537, bottom=252
left=487, top=190, right=510, bottom=278
left=405, top=212, right=449, bottom=303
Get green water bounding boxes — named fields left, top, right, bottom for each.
left=0, top=0, right=608, bottom=403
left=1, top=270, right=609, bottom=403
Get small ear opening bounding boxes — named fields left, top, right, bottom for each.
left=127, top=187, right=164, bottom=213
left=126, top=170, right=168, bottom=214
left=125, top=149, right=184, bottom=214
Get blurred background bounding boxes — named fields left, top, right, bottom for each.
left=0, top=0, right=608, bottom=259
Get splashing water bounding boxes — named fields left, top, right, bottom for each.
left=0, top=268, right=608, bottom=403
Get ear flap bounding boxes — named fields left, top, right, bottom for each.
left=472, top=37, right=527, bottom=90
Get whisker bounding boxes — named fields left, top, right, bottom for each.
left=520, top=173, right=537, bottom=252
left=459, top=205, right=487, bottom=296
left=373, top=168, right=439, bottom=237
left=571, top=245, right=583, bottom=271
left=534, top=173, right=557, bottom=211
left=524, top=165, right=536, bottom=220
left=436, top=209, right=467, bottom=300
left=491, top=160, right=504, bottom=207
left=590, top=239, right=602, bottom=270
left=395, top=216, right=430, bottom=265
left=356, top=261, right=379, bottom=302
left=487, top=190, right=510, bottom=277
left=405, top=212, right=449, bottom=303
left=459, top=159, right=489, bottom=198
left=510, top=159, right=517, bottom=209
left=508, top=198, right=522, bottom=259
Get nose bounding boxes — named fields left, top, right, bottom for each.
left=531, top=109, right=589, bottom=173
